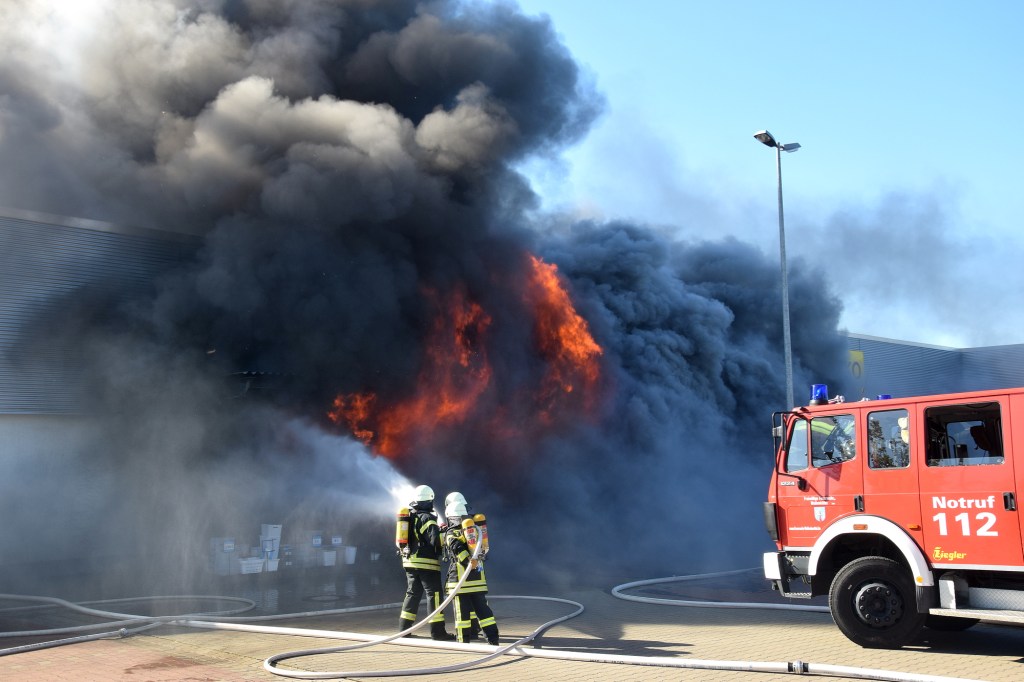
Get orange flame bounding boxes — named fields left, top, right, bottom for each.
left=328, top=286, right=492, bottom=457
left=329, top=393, right=377, bottom=444
left=328, top=254, right=603, bottom=460
left=526, top=254, right=602, bottom=417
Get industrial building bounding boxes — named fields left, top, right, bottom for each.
left=1, top=208, right=197, bottom=413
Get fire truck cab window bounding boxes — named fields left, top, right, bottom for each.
left=811, top=414, right=856, bottom=467
left=868, top=409, right=910, bottom=469
left=925, top=402, right=1004, bottom=467
left=786, top=420, right=809, bottom=472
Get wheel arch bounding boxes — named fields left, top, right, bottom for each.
left=809, top=515, right=934, bottom=591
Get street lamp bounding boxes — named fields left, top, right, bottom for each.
left=754, top=129, right=800, bottom=409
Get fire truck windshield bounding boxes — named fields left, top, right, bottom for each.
left=811, top=414, right=855, bottom=466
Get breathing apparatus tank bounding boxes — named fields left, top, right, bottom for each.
left=461, top=516, right=480, bottom=566
left=473, top=513, right=489, bottom=557
left=395, top=507, right=410, bottom=555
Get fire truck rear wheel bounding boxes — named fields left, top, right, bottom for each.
left=828, top=556, right=926, bottom=649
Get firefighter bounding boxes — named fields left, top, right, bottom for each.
left=397, top=484, right=455, bottom=641
left=443, top=491, right=487, bottom=639
left=443, top=500, right=499, bottom=645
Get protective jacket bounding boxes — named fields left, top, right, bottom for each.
left=444, top=518, right=488, bottom=593
left=403, top=501, right=442, bottom=571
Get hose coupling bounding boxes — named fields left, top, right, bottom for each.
left=787, top=660, right=808, bottom=674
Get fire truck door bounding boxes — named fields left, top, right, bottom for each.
left=776, top=413, right=862, bottom=547
left=861, top=407, right=922, bottom=538
left=918, top=400, right=1022, bottom=568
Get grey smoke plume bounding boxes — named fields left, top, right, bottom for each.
left=797, top=191, right=1002, bottom=347
left=0, top=0, right=846, bottom=587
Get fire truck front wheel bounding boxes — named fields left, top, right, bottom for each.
left=828, top=556, right=926, bottom=649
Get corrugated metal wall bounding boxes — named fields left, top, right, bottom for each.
left=961, top=344, right=1024, bottom=391
left=846, top=334, right=1024, bottom=400
left=0, top=210, right=196, bottom=413
left=846, top=334, right=962, bottom=399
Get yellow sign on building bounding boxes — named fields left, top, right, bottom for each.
left=849, top=350, right=864, bottom=379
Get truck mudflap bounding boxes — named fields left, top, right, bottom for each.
left=916, top=584, right=936, bottom=613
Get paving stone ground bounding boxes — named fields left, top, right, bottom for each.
left=2, top=567, right=1021, bottom=681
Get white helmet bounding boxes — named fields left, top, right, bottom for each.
left=445, top=501, right=468, bottom=518
left=445, top=491, right=467, bottom=508
left=413, top=484, right=435, bottom=502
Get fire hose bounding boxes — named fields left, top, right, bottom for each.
left=612, top=567, right=829, bottom=612
left=0, top=593, right=256, bottom=649
left=245, top=539, right=543, bottom=678
left=0, top=562, right=993, bottom=682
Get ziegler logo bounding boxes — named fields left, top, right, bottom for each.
left=932, top=547, right=967, bottom=561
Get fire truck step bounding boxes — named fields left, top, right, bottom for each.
left=929, top=608, right=1024, bottom=625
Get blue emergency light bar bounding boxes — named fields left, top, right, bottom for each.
left=876, top=394, right=892, bottom=400
left=809, top=384, right=829, bottom=405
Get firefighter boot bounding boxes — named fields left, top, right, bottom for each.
left=430, top=621, right=456, bottom=641
left=398, top=617, right=418, bottom=637
left=483, top=623, right=499, bottom=646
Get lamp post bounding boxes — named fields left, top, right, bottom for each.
left=754, top=130, right=800, bottom=409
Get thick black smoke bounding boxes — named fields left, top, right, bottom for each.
left=0, top=0, right=847, bottom=588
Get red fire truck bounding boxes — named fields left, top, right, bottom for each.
left=763, top=383, right=1024, bottom=648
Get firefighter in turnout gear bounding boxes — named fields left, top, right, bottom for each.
left=444, top=500, right=499, bottom=645
left=444, top=491, right=485, bottom=639
left=397, top=485, right=455, bottom=641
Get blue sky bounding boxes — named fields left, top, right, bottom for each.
left=511, top=1, right=1024, bottom=347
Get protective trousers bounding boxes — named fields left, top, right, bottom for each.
left=399, top=568, right=446, bottom=628
left=453, top=593, right=498, bottom=644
